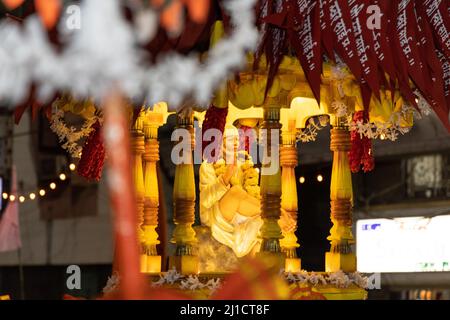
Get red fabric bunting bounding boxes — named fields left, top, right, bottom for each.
left=255, top=0, right=289, bottom=97
left=253, top=0, right=450, bottom=131
left=418, top=0, right=450, bottom=59
left=369, top=0, right=398, bottom=94
left=437, top=51, right=450, bottom=114
left=319, top=0, right=336, bottom=61
left=290, top=0, right=322, bottom=103
left=327, top=0, right=363, bottom=82
left=416, top=4, right=449, bottom=122
left=389, top=0, right=421, bottom=108
left=348, top=0, right=381, bottom=108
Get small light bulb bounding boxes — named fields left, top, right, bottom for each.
left=50, top=183, right=56, bottom=190
left=19, top=196, right=25, bottom=203
left=2, top=193, right=8, bottom=200
left=39, top=189, right=46, bottom=197
left=317, top=174, right=324, bottom=182
left=29, top=193, right=36, bottom=200
left=9, top=195, right=16, bottom=202
left=69, top=163, right=76, bottom=171
left=299, top=176, right=306, bottom=184
left=380, top=134, right=386, bottom=141
left=59, top=173, right=67, bottom=181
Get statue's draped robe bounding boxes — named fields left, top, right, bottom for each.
left=199, top=162, right=263, bottom=257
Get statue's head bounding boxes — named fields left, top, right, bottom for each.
left=222, top=125, right=239, bottom=164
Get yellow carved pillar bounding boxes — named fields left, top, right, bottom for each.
left=325, top=118, right=356, bottom=272
left=280, top=128, right=301, bottom=272
left=141, top=110, right=163, bottom=273
left=169, top=110, right=199, bottom=274
left=131, top=112, right=146, bottom=269
left=258, top=103, right=284, bottom=268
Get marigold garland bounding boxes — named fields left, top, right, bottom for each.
left=213, top=151, right=260, bottom=199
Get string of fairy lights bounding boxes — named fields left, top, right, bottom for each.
left=299, top=174, right=324, bottom=185
left=1, top=163, right=77, bottom=204
left=1, top=161, right=324, bottom=203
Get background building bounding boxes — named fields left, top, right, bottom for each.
left=297, top=112, right=450, bottom=300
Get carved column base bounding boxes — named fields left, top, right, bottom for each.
left=325, top=252, right=356, bottom=273
left=281, top=232, right=301, bottom=272
left=141, top=255, right=162, bottom=274
left=285, top=258, right=302, bottom=273
left=257, top=224, right=284, bottom=271
left=169, top=255, right=199, bottom=275
left=140, top=225, right=161, bottom=273
left=170, top=222, right=198, bottom=274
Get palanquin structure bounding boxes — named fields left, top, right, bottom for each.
left=128, top=53, right=416, bottom=300
left=1, top=0, right=449, bottom=300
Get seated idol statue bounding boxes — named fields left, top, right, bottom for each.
left=199, top=127, right=294, bottom=258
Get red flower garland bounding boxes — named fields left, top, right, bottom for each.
left=238, top=125, right=256, bottom=155
left=201, top=105, right=228, bottom=163
left=349, top=111, right=374, bottom=173
left=77, top=121, right=105, bottom=181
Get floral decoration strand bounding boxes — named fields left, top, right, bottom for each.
left=151, top=268, right=222, bottom=295
left=297, top=116, right=329, bottom=143
left=284, top=270, right=369, bottom=289
left=49, top=108, right=102, bottom=158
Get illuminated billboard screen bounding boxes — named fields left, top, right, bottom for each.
left=357, top=215, right=450, bottom=273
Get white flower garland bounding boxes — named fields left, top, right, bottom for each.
left=102, top=272, right=120, bottom=295
left=413, top=90, right=432, bottom=119
left=329, top=59, right=349, bottom=99
left=297, top=116, right=329, bottom=143
left=284, top=270, right=369, bottom=289
left=103, top=268, right=368, bottom=295
left=349, top=105, right=412, bottom=142
left=348, top=91, right=433, bottom=142
left=50, top=108, right=102, bottom=158
left=151, top=268, right=222, bottom=295
left=332, top=100, right=349, bottom=118
left=0, top=0, right=258, bottom=111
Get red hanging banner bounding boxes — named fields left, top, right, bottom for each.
left=369, top=0, right=397, bottom=93
left=319, top=0, right=336, bottom=61
left=436, top=50, right=450, bottom=131
left=291, top=0, right=322, bottom=103
left=418, top=0, right=450, bottom=58
left=390, top=0, right=424, bottom=106
left=256, top=0, right=289, bottom=96
left=415, top=4, right=448, bottom=121
left=348, top=0, right=381, bottom=108
left=327, top=0, right=363, bottom=83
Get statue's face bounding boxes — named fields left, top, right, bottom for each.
left=222, top=128, right=239, bottom=164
